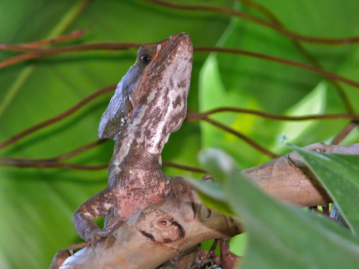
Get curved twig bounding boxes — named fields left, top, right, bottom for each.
left=21, top=28, right=90, bottom=48
left=194, top=46, right=359, bottom=89
left=0, top=84, right=116, bottom=151
left=331, top=122, right=359, bottom=145
left=203, top=117, right=279, bottom=158
left=0, top=139, right=205, bottom=174
left=2, top=43, right=359, bottom=92
left=162, top=161, right=206, bottom=173
left=0, top=156, right=205, bottom=174
left=238, top=0, right=355, bottom=114
left=0, top=43, right=141, bottom=69
left=0, top=42, right=142, bottom=53
left=0, top=157, right=108, bottom=171
left=186, top=107, right=359, bottom=122
left=49, top=139, right=107, bottom=161
left=147, top=0, right=359, bottom=45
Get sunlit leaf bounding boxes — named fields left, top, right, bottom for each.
left=0, top=1, right=234, bottom=268
left=291, top=145, right=359, bottom=235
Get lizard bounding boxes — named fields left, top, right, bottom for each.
left=49, top=33, right=193, bottom=269
left=71, top=32, right=194, bottom=247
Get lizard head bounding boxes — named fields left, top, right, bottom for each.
left=99, top=33, right=193, bottom=154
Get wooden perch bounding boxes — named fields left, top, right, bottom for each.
left=57, top=143, right=359, bottom=269
left=244, top=142, right=359, bottom=207
left=58, top=194, right=240, bottom=269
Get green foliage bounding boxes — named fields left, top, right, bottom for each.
left=291, top=145, right=359, bottom=235
left=0, top=1, right=233, bottom=268
left=1, top=0, right=359, bottom=268
left=199, top=0, right=359, bottom=167
left=192, top=148, right=359, bottom=269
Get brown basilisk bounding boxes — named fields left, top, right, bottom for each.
left=50, top=33, right=194, bottom=269
left=72, top=32, right=193, bottom=244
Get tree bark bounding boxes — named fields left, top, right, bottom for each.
left=58, top=143, right=359, bottom=269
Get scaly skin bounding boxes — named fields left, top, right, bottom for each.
left=72, top=33, right=193, bottom=242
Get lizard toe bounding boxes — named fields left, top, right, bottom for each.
left=68, top=241, right=91, bottom=256
left=170, top=176, right=196, bottom=219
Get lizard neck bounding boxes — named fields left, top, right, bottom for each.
left=105, top=33, right=193, bottom=186
left=111, top=127, right=162, bottom=170
left=108, top=131, right=163, bottom=187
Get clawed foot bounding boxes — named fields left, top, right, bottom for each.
left=68, top=220, right=124, bottom=255
left=201, top=174, right=213, bottom=218
left=170, top=176, right=196, bottom=219
left=68, top=228, right=111, bottom=255
left=170, top=175, right=214, bottom=219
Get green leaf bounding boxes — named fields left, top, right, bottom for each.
left=274, top=82, right=327, bottom=152
left=199, top=148, right=359, bottom=269
left=290, top=145, right=359, bottom=235
left=2, top=0, right=359, bottom=268
left=197, top=147, right=236, bottom=183
left=199, top=0, right=359, bottom=168
left=0, top=1, right=235, bottom=268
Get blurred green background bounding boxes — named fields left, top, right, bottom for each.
left=1, top=0, right=359, bottom=268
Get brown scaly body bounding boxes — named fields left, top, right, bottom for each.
left=72, top=33, right=193, bottom=242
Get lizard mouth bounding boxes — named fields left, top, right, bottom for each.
left=150, top=33, right=192, bottom=72
left=169, top=32, right=191, bottom=46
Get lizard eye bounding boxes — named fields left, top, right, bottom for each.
left=140, top=54, right=152, bottom=64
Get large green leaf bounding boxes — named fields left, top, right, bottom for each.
left=199, top=0, right=359, bottom=168
left=2, top=0, right=359, bottom=268
left=291, top=145, right=359, bottom=235
left=196, top=149, right=359, bottom=269
left=0, top=1, right=234, bottom=268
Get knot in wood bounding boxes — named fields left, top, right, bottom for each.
left=136, top=207, right=184, bottom=243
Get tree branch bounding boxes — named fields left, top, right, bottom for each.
left=56, top=143, right=359, bottom=269
left=58, top=193, right=239, bottom=269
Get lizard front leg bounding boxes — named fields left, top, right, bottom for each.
left=170, top=175, right=213, bottom=219
left=71, top=186, right=117, bottom=252
left=168, top=176, right=196, bottom=218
